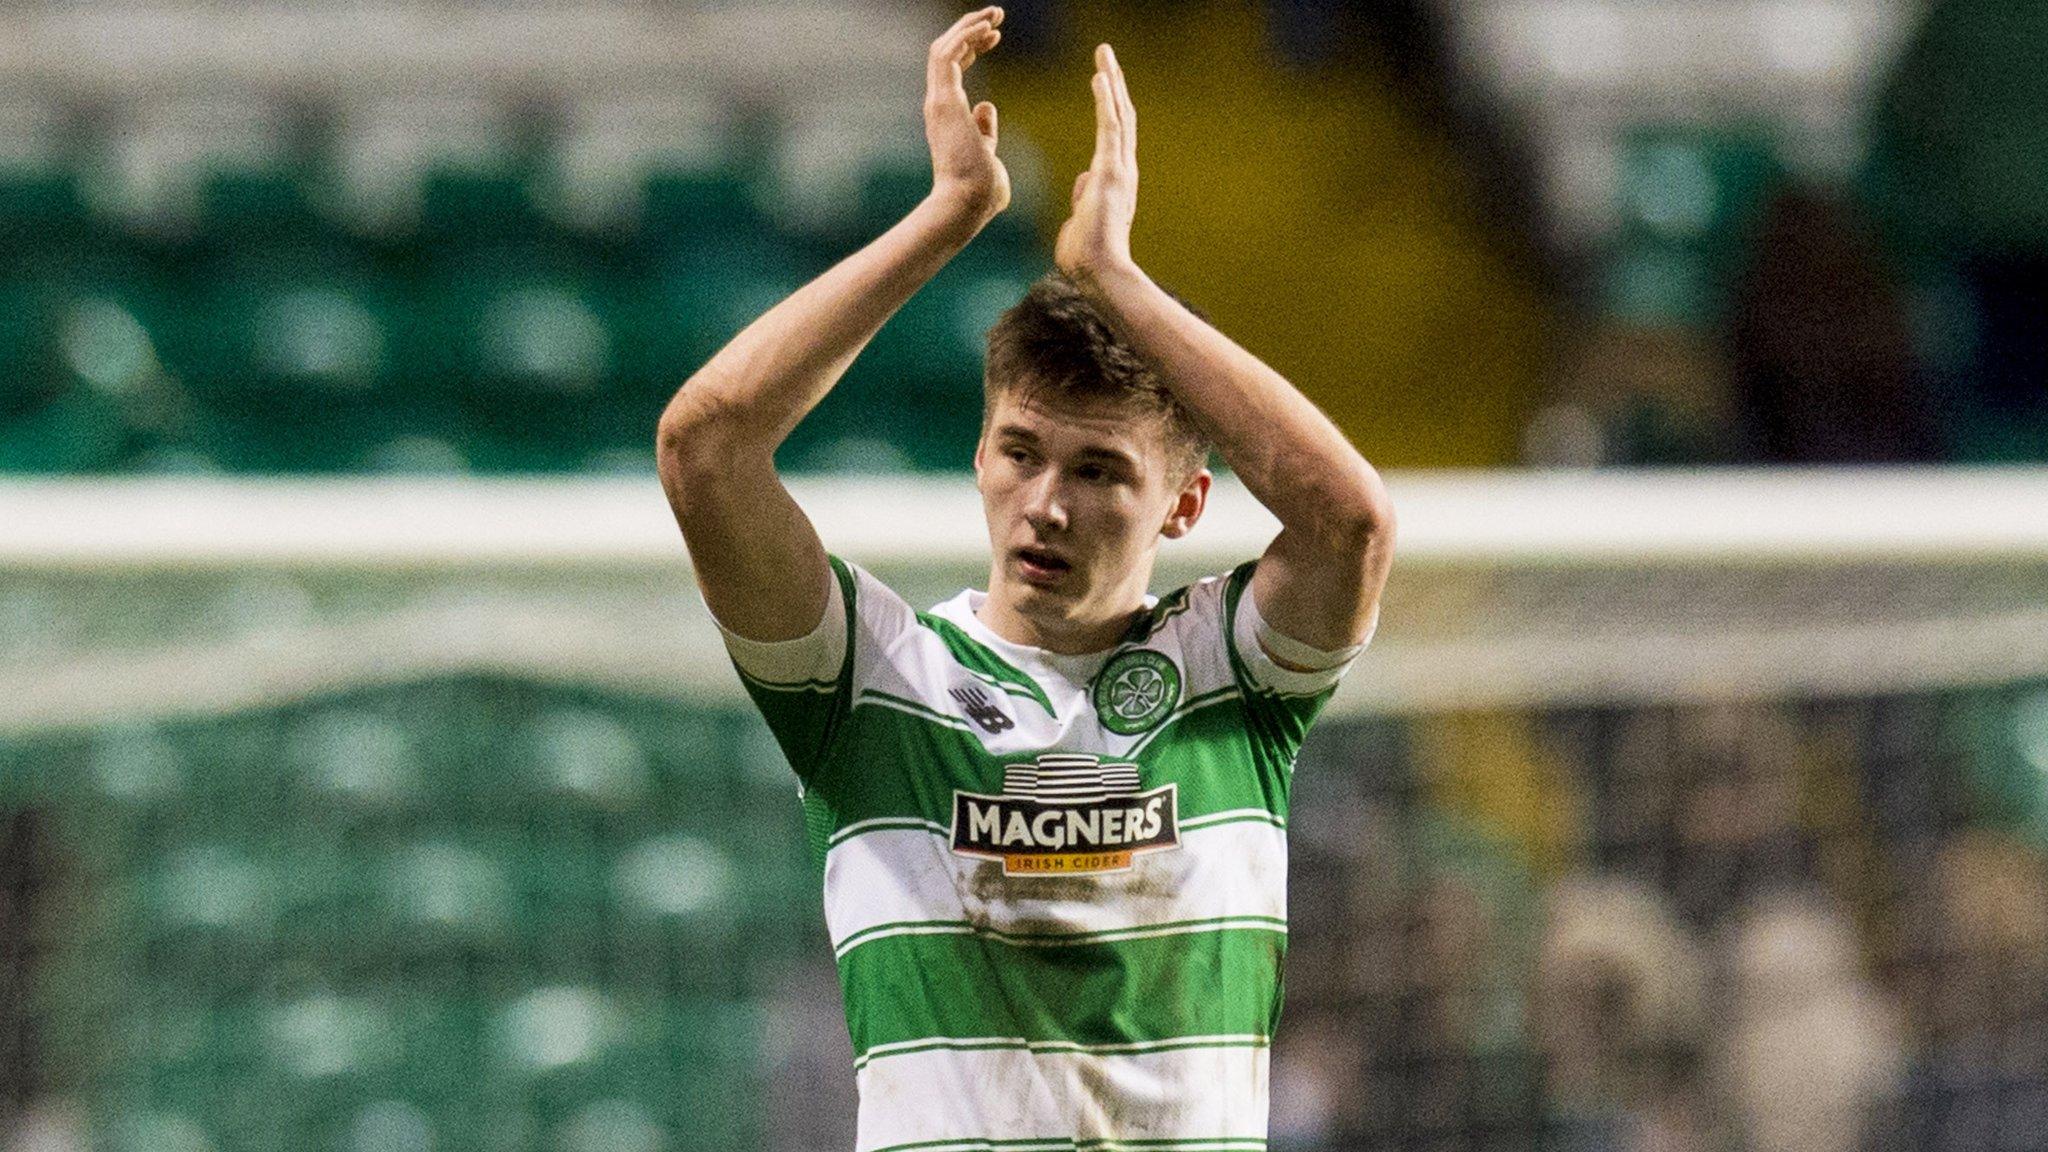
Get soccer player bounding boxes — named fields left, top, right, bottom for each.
left=656, top=5, right=1395, bottom=1146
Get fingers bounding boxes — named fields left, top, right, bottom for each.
left=928, top=7, right=1004, bottom=99
left=974, top=100, right=998, bottom=143
left=1090, top=69, right=1118, bottom=172
left=1087, top=43, right=1135, bottom=175
left=1103, top=45, right=1137, bottom=166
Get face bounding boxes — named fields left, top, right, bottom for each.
left=973, top=387, right=1209, bottom=649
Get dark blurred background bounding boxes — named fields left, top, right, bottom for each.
left=1, top=1, right=2046, bottom=1150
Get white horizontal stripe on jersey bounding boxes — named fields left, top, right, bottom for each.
left=822, top=820, right=1288, bottom=958
left=853, top=1040, right=1269, bottom=1151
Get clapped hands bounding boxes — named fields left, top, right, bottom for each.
left=923, top=10, right=1140, bottom=284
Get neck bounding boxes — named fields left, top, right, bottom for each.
left=977, top=568, right=1145, bottom=655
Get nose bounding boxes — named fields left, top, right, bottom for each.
left=1022, top=469, right=1068, bottom=535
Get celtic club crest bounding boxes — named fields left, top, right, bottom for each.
left=1092, top=649, right=1182, bottom=735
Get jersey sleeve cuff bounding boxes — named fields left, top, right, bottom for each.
left=709, top=566, right=849, bottom=687
left=1232, top=583, right=1373, bottom=696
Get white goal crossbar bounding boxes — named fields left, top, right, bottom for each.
left=4, top=466, right=2046, bottom=732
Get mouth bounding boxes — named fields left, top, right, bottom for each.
left=1012, top=546, right=1073, bottom=585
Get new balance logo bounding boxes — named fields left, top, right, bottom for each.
left=949, top=686, right=1014, bottom=734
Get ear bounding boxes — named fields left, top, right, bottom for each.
left=1159, top=468, right=1211, bottom=540
left=972, top=432, right=987, bottom=481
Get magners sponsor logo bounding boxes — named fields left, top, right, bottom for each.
left=950, top=753, right=1178, bottom=876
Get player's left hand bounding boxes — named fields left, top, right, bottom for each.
left=1054, top=43, right=1138, bottom=284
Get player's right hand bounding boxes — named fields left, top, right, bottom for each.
left=925, top=6, right=1010, bottom=224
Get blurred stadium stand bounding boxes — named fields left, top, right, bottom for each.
left=0, top=2, right=1040, bottom=477
left=3, top=470, right=2048, bottom=1151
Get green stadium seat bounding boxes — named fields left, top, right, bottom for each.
left=0, top=279, right=150, bottom=472
left=621, top=235, right=812, bottom=395
left=550, top=1098, right=666, bottom=1152
left=395, top=246, right=622, bottom=472
left=0, top=281, right=46, bottom=399
left=1604, top=126, right=1784, bottom=328
left=819, top=251, right=1031, bottom=471
left=521, top=708, right=649, bottom=807
left=383, top=838, right=513, bottom=952
left=514, top=843, right=610, bottom=971
left=159, top=248, right=401, bottom=473
left=0, top=113, right=91, bottom=254
left=1950, top=684, right=2048, bottom=844
left=385, top=993, right=491, bottom=1105
left=640, top=163, right=777, bottom=245
left=420, top=164, right=556, bottom=247
left=169, top=713, right=299, bottom=837
left=189, top=260, right=395, bottom=394
left=1616, top=126, right=1783, bottom=247
left=145, top=844, right=276, bottom=935
left=194, top=159, right=338, bottom=251
left=492, top=984, right=622, bottom=1081
left=266, top=991, right=397, bottom=1082
left=1, top=251, right=207, bottom=473
left=100, top=1110, right=220, bottom=1152
left=88, top=723, right=188, bottom=805
left=610, top=834, right=736, bottom=924
left=1597, top=238, right=1716, bottom=328
left=287, top=707, right=424, bottom=815
left=269, top=844, right=381, bottom=964
left=341, top=1099, right=441, bottom=1152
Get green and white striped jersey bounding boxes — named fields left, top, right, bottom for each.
left=719, top=555, right=1362, bottom=1152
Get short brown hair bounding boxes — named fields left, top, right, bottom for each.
left=982, top=271, right=1211, bottom=480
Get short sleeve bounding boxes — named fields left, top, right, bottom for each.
left=1230, top=574, right=1373, bottom=697
left=711, top=563, right=848, bottom=687
left=1216, top=561, right=1359, bottom=768
left=719, top=556, right=859, bottom=782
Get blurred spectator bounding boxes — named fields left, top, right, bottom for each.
left=1279, top=800, right=1542, bottom=1151
left=1534, top=875, right=1710, bottom=1152
left=1715, top=888, right=1903, bottom=1152
left=1382, top=871, right=1533, bottom=1148
left=1594, top=704, right=1821, bottom=933
left=0, top=811, right=46, bottom=1132
left=1882, top=832, right=2048, bottom=1152
left=1725, top=189, right=1942, bottom=464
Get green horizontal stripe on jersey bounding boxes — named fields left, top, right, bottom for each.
left=834, top=914, right=1290, bottom=959
left=812, top=696, right=1289, bottom=838
left=866, top=1136, right=1268, bottom=1152
left=839, top=924, right=1284, bottom=1063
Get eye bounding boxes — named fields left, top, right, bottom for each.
left=1004, top=446, right=1032, bottom=465
left=1076, top=464, right=1109, bottom=483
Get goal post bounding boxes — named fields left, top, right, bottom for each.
left=4, top=466, right=2047, bottom=732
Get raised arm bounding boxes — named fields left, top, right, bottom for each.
left=657, top=6, right=1010, bottom=640
left=1054, top=44, right=1394, bottom=653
